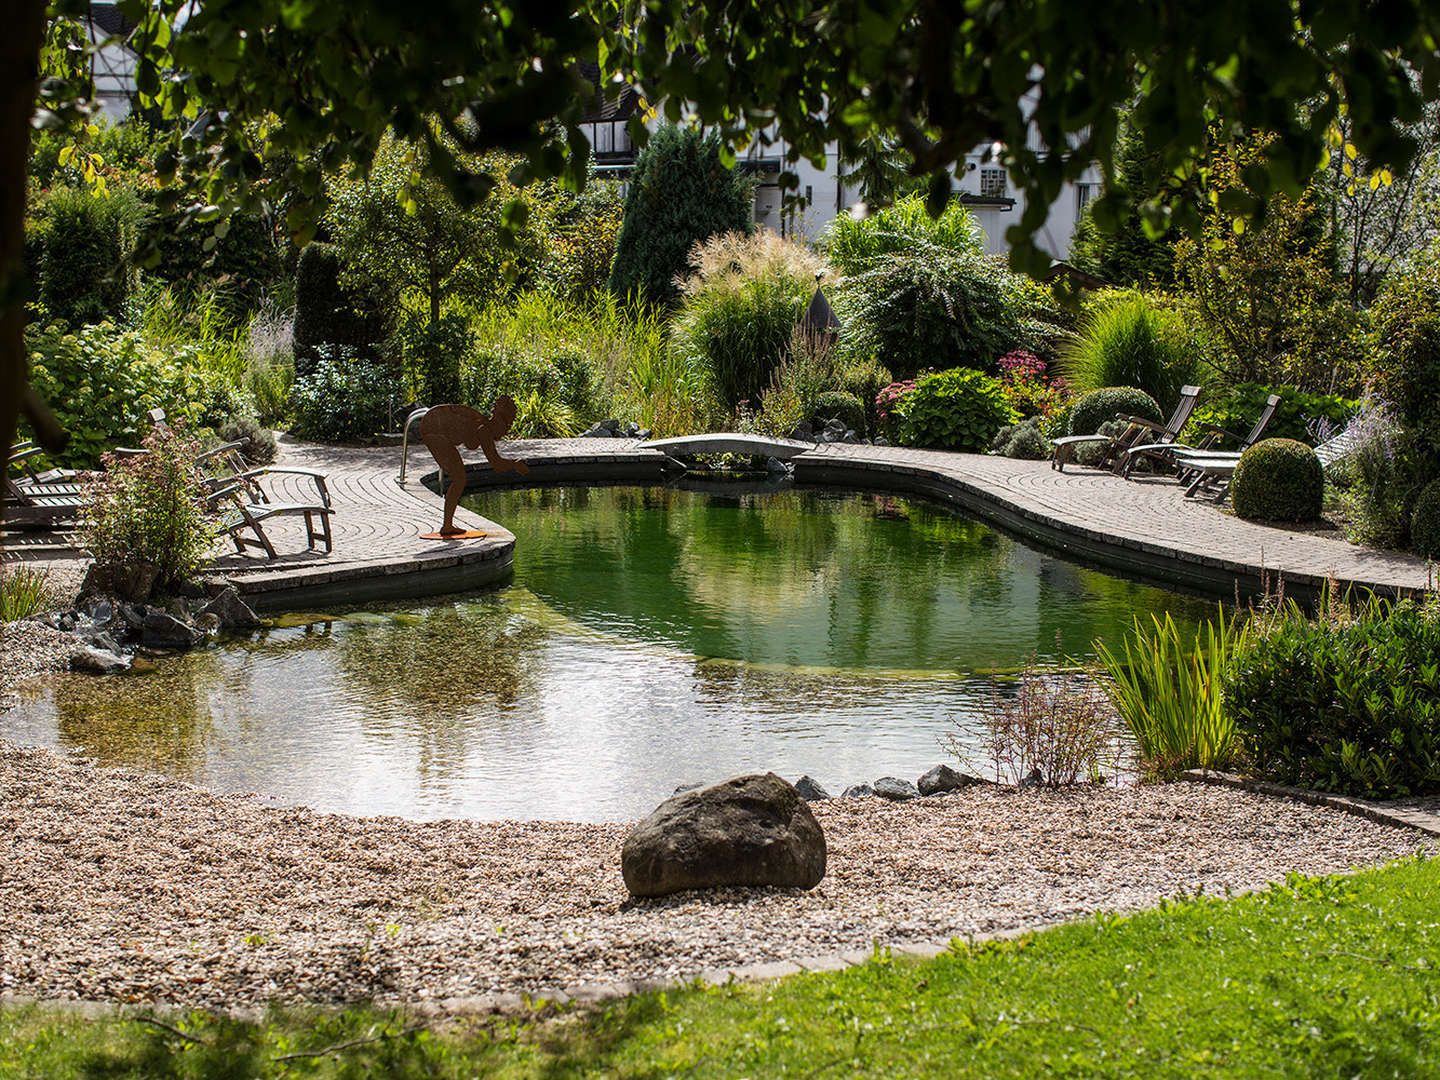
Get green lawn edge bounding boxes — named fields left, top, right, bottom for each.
left=4, top=853, right=1437, bottom=1079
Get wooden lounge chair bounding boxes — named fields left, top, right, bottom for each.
left=1051, top=385, right=1203, bottom=473
left=3, top=461, right=84, bottom=527
left=1122, top=392, right=1281, bottom=480
left=207, top=476, right=334, bottom=558
left=1175, top=421, right=1356, bottom=501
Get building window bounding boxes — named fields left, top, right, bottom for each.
left=595, top=123, right=613, bottom=154
left=1075, top=182, right=1100, bottom=215
left=979, top=167, right=1008, bottom=198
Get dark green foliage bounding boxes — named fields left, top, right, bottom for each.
left=397, top=312, right=472, bottom=404
left=462, top=351, right=604, bottom=426
left=1411, top=479, right=1440, bottom=560
left=812, top=390, right=866, bottom=435
left=148, top=210, right=284, bottom=317
left=36, top=186, right=141, bottom=327
left=217, top=416, right=277, bottom=466
left=1189, top=383, right=1357, bottom=446
left=991, top=415, right=1049, bottom=459
left=836, top=248, right=1030, bottom=379
left=292, top=243, right=390, bottom=377
left=289, top=351, right=393, bottom=441
left=608, top=125, right=753, bottom=307
left=895, top=367, right=1015, bottom=451
left=1059, top=294, right=1210, bottom=413
left=1067, top=386, right=1162, bottom=437
left=1227, top=597, right=1440, bottom=796
left=836, top=360, right=893, bottom=433
left=1231, top=439, right=1324, bottom=522
left=1070, top=125, right=1176, bottom=287
left=1367, top=246, right=1440, bottom=486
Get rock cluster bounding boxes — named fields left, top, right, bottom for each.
left=32, top=585, right=263, bottom=674
left=786, top=419, right=869, bottom=445
left=579, top=419, right=653, bottom=440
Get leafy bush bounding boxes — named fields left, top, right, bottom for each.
left=1095, top=609, right=1246, bottom=776
left=463, top=350, right=605, bottom=431
left=608, top=124, right=754, bottom=306
left=291, top=242, right=390, bottom=377
left=511, top=389, right=577, bottom=438
left=81, top=424, right=214, bottom=597
left=289, top=351, right=393, bottom=441
left=34, top=185, right=143, bottom=327
left=1227, top=596, right=1440, bottom=796
left=835, top=248, right=1033, bottom=379
left=1411, top=480, right=1440, bottom=560
left=217, top=416, right=277, bottom=466
left=1329, top=398, right=1414, bottom=547
left=395, top=311, right=472, bottom=404
left=539, top=177, right=626, bottom=303
left=148, top=209, right=283, bottom=317
left=822, top=194, right=982, bottom=276
left=1190, top=383, right=1357, bottom=447
left=894, top=367, right=1015, bottom=451
left=835, top=359, right=893, bottom=433
left=1231, top=439, right=1324, bottom=522
left=875, top=376, right=921, bottom=440
left=669, top=231, right=830, bottom=408
left=991, top=416, right=1049, bottom=459
left=1059, top=294, right=1210, bottom=413
left=812, top=391, right=866, bottom=435
left=23, top=320, right=190, bottom=467
left=752, top=326, right=841, bottom=437
left=1067, top=386, right=1163, bottom=437
left=997, top=349, right=1068, bottom=421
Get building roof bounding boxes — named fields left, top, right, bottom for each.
left=88, top=3, right=137, bottom=41
left=576, top=62, right=642, bottom=124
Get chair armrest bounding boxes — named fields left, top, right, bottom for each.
left=8, top=445, right=42, bottom=467
left=1117, top=415, right=1167, bottom=434
left=196, top=440, right=247, bottom=463
left=1194, top=421, right=1245, bottom=444
left=239, top=467, right=332, bottom=508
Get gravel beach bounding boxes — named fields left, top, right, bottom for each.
left=0, top=738, right=1429, bottom=1011
left=0, top=621, right=72, bottom=708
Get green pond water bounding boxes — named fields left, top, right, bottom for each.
left=3, top=485, right=1213, bottom=821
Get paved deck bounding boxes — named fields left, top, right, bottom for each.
left=4, top=434, right=1433, bottom=608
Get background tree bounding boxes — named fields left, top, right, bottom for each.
left=9, top=0, right=1440, bottom=474
left=1174, top=136, right=1361, bottom=394
left=1070, top=121, right=1176, bottom=287
left=608, top=124, right=753, bottom=307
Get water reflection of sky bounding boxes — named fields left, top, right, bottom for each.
left=3, top=489, right=1213, bottom=822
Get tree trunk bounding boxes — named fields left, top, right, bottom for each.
left=1, top=1, right=49, bottom=516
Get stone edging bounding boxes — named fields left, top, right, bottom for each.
left=1180, top=769, right=1440, bottom=836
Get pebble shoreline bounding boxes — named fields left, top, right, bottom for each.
left=0, top=738, right=1429, bottom=1011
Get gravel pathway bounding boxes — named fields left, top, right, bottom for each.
left=0, top=740, right=1429, bottom=1010
left=0, top=622, right=72, bottom=709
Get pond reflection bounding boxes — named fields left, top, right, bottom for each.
left=4, top=487, right=1213, bottom=821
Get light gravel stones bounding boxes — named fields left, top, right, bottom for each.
left=0, top=621, right=72, bottom=707
left=0, top=739, right=1430, bottom=1010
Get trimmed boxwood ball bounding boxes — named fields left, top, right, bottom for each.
left=1231, top=439, right=1324, bottom=522
left=1068, top=386, right=1163, bottom=437
left=812, top=390, right=866, bottom=435
left=1411, top=479, right=1440, bottom=559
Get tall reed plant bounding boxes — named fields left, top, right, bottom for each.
left=0, top=565, right=56, bottom=621
left=1094, top=607, right=1245, bottom=777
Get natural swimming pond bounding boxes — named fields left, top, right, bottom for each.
left=4, top=486, right=1214, bottom=821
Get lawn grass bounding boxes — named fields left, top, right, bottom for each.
left=3, top=853, right=1437, bottom=1079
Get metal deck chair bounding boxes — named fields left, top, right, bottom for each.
left=1051, top=386, right=1203, bottom=473
left=1122, top=392, right=1282, bottom=480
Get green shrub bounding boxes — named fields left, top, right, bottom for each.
left=1095, top=609, right=1246, bottom=776
left=669, top=231, right=829, bottom=408
left=36, top=186, right=143, bottom=327
left=1226, top=596, right=1440, bottom=797
left=1059, top=294, right=1210, bottom=413
left=81, top=424, right=214, bottom=598
left=22, top=320, right=190, bottom=467
left=396, top=311, right=472, bottom=404
left=1231, top=439, right=1324, bottom=522
left=991, top=416, right=1049, bottom=459
left=894, top=367, right=1015, bottom=451
left=1411, top=480, right=1440, bottom=560
left=290, top=351, right=393, bottom=441
left=511, top=389, right=578, bottom=438
left=835, top=248, right=1033, bottom=379
left=835, top=359, right=893, bottom=433
left=291, top=242, right=390, bottom=377
left=1067, top=386, right=1163, bottom=437
left=148, top=209, right=283, bottom=317
left=822, top=194, right=982, bottom=276
left=608, top=124, right=754, bottom=307
left=812, top=391, right=866, bottom=435
left=1189, top=383, right=1357, bottom=447
left=217, top=416, right=277, bottom=466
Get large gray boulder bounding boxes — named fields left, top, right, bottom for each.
left=621, top=773, right=827, bottom=897
left=873, top=776, right=919, bottom=801
left=201, top=586, right=263, bottom=629
left=140, top=611, right=205, bottom=650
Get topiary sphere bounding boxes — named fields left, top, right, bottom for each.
left=1231, top=439, right=1324, bottom=523
left=1411, top=478, right=1440, bottom=559
left=812, top=390, right=867, bottom=436
left=1068, top=387, right=1163, bottom=436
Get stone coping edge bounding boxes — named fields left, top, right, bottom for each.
left=1181, top=769, right=1440, bottom=836
left=0, top=923, right=1054, bottom=1024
